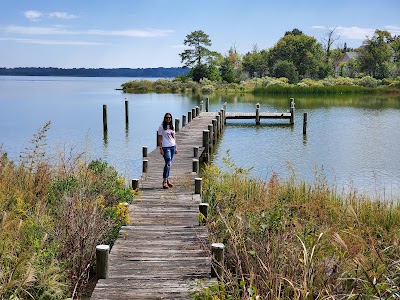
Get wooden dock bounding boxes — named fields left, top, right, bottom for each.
left=90, top=111, right=221, bottom=300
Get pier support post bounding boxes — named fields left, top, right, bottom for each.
left=212, top=119, right=218, bottom=141
left=256, top=103, right=260, bottom=125
left=188, top=111, right=192, bottom=123
left=142, top=159, right=148, bottom=173
left=131, top=178, right=139, bottom=190
left=192, top=159, right=199, bottom=173
left=196, top=106, right=200, bottom=116
left=142, top=146, right=148, bottom=158
left=208, top=124, right=214, bottom=150
left=96, top=245, right=110, bottom=279
left=195, top=177, right=202, bottom=195
left=192, top=108, right=196, bottom=118
left=125, top=100, right=129, bottom=125
left=193, top=146, right=199, bottom=158
left=182, top=115, right=186, bottom=127
left=290, top=98, right=295, bottom=125
left=199, top=203, right=209, bottom=225
left=103, top=105, right=108, bottom=132
left=211, top=243, right=225, bottom=279
left=202, top=130, right=209, bottom=162
left=205, top=97, right=209, bottom=112
left=303, top=112, right=308, bottom=135
left=175, top=118, right=180, bottom=132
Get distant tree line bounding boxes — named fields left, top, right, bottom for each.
left=0, top=67, right=189, bottom=78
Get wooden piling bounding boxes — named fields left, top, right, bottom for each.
left=208, top=124, right=213, bottom=150
left=192, top=108, right=196, bottom=118
left=96, top=245, right=110, bottom=279
left=205, top=97, right=209, bottom=112
left=103, top=104, right=108, bottom=132
left=192, top=159, right=199, bottom=173
left=131, top=178, right=139, bottom=190
left=303, top=112, right=308, bottom=135
left=193, top=146, right=199, bottom=158
left=199, top=203, right=209, bottom=225
left=182, top=115, right=186, bottom=127
left=290, top=98, right=295, bottom=125
left=202, top=130, right=209, bottom=162
left=142, top=159, right=148, bottom=173
left=256, top=103, right=260, bottom=125
left=125, top=100, right=129, bottom=125
left=211, top=243, right=224, bottom=279
left=195, top=177, right=202, bottom=195
left=212, top=119, right=218, bottom=141
left=188, top=111, right=192, bottom=123
left=175, top=118, right=180, bottom=132
left=142, top=146, right=148, bottom=158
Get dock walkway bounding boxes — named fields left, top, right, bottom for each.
left=90, top=112, right=219, bottom=299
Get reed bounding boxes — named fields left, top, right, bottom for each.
left=0, top=123, right=136, bottom=299
left=194, top=156, right=400, bottom=299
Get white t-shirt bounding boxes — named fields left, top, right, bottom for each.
left=158, top=124, right=176, bottom=147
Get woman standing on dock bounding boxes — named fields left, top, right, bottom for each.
left=158, top=112, right=178, bottom=189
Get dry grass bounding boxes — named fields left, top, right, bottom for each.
left=194, top=157, right=400, bottom=299
left=0, top=123, right=135, bottom=299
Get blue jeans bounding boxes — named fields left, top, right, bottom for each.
left=162, top=146, right=176, bottom=179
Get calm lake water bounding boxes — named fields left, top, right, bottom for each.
left=1, top=76, right=399, bottom=200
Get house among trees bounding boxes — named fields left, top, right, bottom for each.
left=334, top=52, right=358, bottom=76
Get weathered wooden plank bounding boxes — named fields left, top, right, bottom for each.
left=90, top=111, right=219, bottom=299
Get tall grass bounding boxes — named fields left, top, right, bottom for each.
left=193, top=156, right=400, bottom=299
left=0, top=123, right=135, bottom=299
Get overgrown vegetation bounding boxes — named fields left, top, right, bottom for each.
left=193, top=155, right=400, bottom=299
left=122, top=75, right=400, bottom=95
left=0, top=122, right=135, bottom=299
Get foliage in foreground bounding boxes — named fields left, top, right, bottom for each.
left=0, top=122, right=135, bottom=299
left=194, top=156, right=400, bottom=299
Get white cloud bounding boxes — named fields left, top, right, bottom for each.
left=87, top=28, right=174, bottom=37
left=24, top=10, right=43, bottom=21
left=48, top=12, right=78, bottom=20
left=0, top=37, right=105, bottom=45
left=3, top=25, right=174, bottom=38
left=313, top=25, right=400, bottom=40
left=4, top=25, right=75, bottom=35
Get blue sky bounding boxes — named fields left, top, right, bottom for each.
left=1, top=0, right=399, bottom=68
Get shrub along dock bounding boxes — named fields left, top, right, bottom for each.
left=90, top=108, right=223, bottom=299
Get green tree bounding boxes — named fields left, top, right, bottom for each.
left=357, top=29, right=393, bottom=78
left=220, top=45, right=242, bottom=83
left=242, top=45, right=269, bottom=78
left=272, top=60, right=298, bottom=84
left=268, top=28, right=325, bottom=78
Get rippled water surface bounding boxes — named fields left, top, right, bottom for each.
left=1, top=76, right=399, bottom=199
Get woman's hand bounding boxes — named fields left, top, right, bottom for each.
left=160, top=147, right=164, bottom=155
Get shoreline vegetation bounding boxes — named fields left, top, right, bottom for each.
left=192, top=157, right=400, bottom=299
left=121, top=75, right=400, bottom=95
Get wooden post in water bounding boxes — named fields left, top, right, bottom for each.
left=142, top=159, right=148, bottom=173
left=256, top=103, right=260, bottom=125
left=142, top=146, right=148, bottom=158
left=188, top=111, right=192, bottom=123
left=96, top=245, right=110, bottom=279
left=205, top=97, right=209, bottom=112
left=290, top=98, right=295, bottom=125
left=124, top=99, right=129, bottom=125
left=156, top=130, right=159, bottom=147
left=196, top=106, right=200, bottom=116
left=193, top=146, right=199, bottom=158
left=175, top=118, right=180, bottom=132
left=192, top=108, right=196, bottom=119
left=195, top=177, right=202, bottom=195
left=182, top=115, right=186, bottom=127
left=202, top=130, right=209, bottom=162
left=303, top=112, right=308, bottom=135
left=212, top=119, right=218, bottom=141
left=192, top=159, right=199, bottom=173
left=199, top=203, right=209, bottom=225
left=103, top=105, right=108, bottom=132
left=131, top=178, right=139, bottom=190
left=208, top=124, right=213, bottom=150
left=211, top=243, right=225, bottom=279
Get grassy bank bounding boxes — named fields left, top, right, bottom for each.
left=193, top=157, right=400, bottom=299
left=0, top=122, right=135, bottom=299
left=121, top=76, right=400, bottom=95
